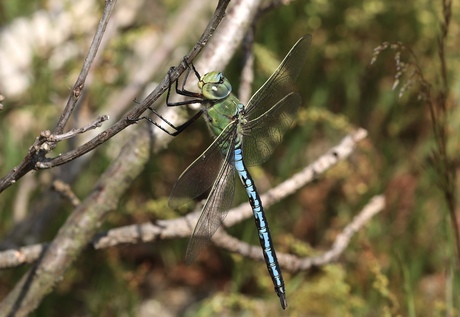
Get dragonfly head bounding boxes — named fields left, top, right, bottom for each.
left=198, top=71, right=232, bottom=100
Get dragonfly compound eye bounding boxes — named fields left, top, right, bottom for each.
left=201, top=72, right=232, bottom=100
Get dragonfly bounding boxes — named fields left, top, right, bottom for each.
left=139, top=34, right=311, bottom=309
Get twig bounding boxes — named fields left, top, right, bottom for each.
left=36, top=0, right=230, bottom=168
left=238, top=30, right=255, bottom=105
left=196, top=0, right=261, bottom=74
left=212, top=195, right=384, bottom=271
left=53, top=3, right=115, bottom=136
left=0, top=1, right=232, bottom=314
left=0, top=244, right=49, bottom=269
left=0, top=125, right=151, bottom=316
left=0, top=0, right=231, bottom=193
left=1, top=192, right=381, bottom=274
left=0, top=1, right=218, bottom=249
left=0, top=0, right=118, bottom=193
left=294, top=195, right=384, bottom=270
left=0, top=129, right=367, bottom=270
left=37, top=115, right=109, bottom=143
left=51, top=180, right=81, bottom=207
left=224, top=128, right=368, bottom=226
left=104, top=0, right=214, bottom=121
left=98, top=129, right=367, bottom=250
left=145, top=0, right=261, bottom=148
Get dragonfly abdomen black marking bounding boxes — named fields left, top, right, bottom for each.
left=233, top=146, right=286, bottom=307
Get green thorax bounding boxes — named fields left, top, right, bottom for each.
left=198, top=71, right=243, bottom=138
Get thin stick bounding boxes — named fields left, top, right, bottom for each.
left=39, top=115, right=109, bottom=143
left=0, top=0, right=118, bottom=192
left=0, top=0, right=231, bottom=193
left=212, top=195, right=385, bottom=272
left=0, top=129, right=368, bottom=271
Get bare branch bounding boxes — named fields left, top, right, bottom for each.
left=196, top=0, right=261, bottom=74
left=0, top=0, right=118, bottom=193
left=212, top=195, right=384, bottom=272
left=0, top=0, right=231, bottom=193
left=0, top=129, right=368, bottom=271
left=36, top=0, right=230, bottom=169
left=104, top=0, right=216, bottom=121
left=0, top=244, right=49, bottom=269
left=0, top=125, right=151, bottom=316
left=53, top=3, right=116, bottom=136
left=142, top=0, right=261, bottom=150
left=0, top=192, right=383, bottom=272
left=0, top=2, right=232, bottom=314
left=51, top=180, right=81, bottom=207
left=293, top=195, right=384, bottom=270
left=38, top=115, right=109, bottom=143
left=238, top=30, right=255, bottom=105
left=224, top=128, right=368, bottom=227
left=92, top=129, right=369, bottom=262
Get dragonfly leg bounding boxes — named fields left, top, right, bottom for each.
left=167, top=66, right=203, bottom=103
left=167, top=60, right=205, bottom=102
left=131, top=106, right=206, bottom=137
left=128, top=62, right=207, bottom=136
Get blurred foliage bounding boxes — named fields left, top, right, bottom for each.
left=1, top=0, right=460, bottom=316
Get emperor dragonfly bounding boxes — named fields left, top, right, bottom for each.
left=141, top=34, right=311, bottom=309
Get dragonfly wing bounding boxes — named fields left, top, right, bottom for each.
left=242, top=92, right=301, bottom=166
left=168, top=121, right=238, bottom=264
left=185, top=149, right=236, bottom=264
left=169, top=122, right=236, bottom=209
left=245, top=34, right=311, bottom=121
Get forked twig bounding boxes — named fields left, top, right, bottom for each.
left=0, top=0, right=118, bottom=192
left=0, top=0, right=231, bottom=193
left=0, top=1, right=231, bottom=315
left=36, top=115, right=109, bottom=144
left=0, top=129, right=369, bottom=271
left=212, top=195, right=384, bottom=271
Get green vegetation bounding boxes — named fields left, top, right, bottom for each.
left=0, top=0, right=459, bottom=316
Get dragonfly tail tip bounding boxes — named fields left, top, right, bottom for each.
left=279, top=294, right=288, bottom=310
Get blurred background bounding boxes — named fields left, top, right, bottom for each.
left=0, top=0, right=459, bottom=316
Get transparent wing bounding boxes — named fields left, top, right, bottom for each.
left=242, top=93, right=301, bottom=166
left=168, top=122, right=237, bottom=209
left=167, top=121, right=238, bottom=264
left=245, top=34, right=311, bottom=121
left=185, top=147, right=236, bottom=264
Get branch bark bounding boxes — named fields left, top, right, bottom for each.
left=212, top=195, right=384, bottom=272
left=0, top=1, right=232, bottom=315
left=0, top=124, right=151, bottom=317
left=0, top=0, right=118, bottom=193
left=0, top=0, right=231, bottom=193
left=0, top=129, right=369, bottom=272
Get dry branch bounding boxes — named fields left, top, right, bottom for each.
left=0, top=129, right=369, bottom=272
